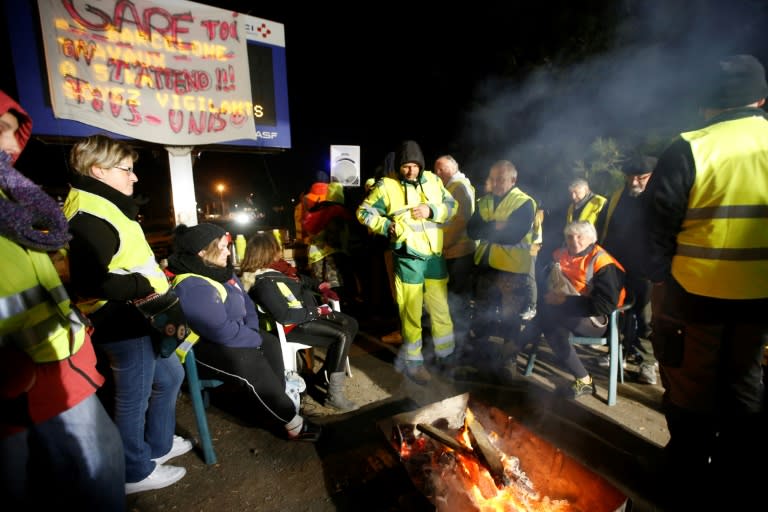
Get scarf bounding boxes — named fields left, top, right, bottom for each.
left=166, top=251, right=234, bottom=284
left=269, top=258, right=299, bottom=281
left=0, top=151, right=71, bottom=251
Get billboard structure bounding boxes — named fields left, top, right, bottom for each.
left=4, top=0, right=291, bottom=150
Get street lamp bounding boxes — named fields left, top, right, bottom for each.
left=216, top=183, right=225, bottom=216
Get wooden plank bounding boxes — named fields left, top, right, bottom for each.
left=467, top=413, right=509, bottom=487
left=416, top=423, right=474, bottom=456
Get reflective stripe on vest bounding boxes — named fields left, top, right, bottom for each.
left=474, top=188, right=536, bottom=273
left=567, top=194, right=607, bottom=225
left=63, top=188, right=169, bottom=313
left=673, top=115, right=768, bottom=299
left=171, top=273, right=227, bottom=362
left=0, top=237, right=86, bottom=362
left=554, top=245, right=626, bottom=306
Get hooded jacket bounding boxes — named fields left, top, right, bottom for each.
left=357, top=141, right=456, bottom=259
left=0, top=91, right=103, bottom=436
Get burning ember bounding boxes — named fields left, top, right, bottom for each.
left=379, top=394, right=627, bottom=512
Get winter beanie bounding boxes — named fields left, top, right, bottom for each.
left=172, top=223, right=226, bottom=254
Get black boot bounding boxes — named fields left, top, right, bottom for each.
left=324, top=372, right=358, bottom=411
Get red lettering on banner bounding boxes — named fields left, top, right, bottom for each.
left=200, top=17, right=239, bottom=42
left=61, top=38, right=96, bottom=64
left=61, top=0, right=193, bottom=47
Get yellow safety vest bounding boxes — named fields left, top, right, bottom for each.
left=0, top=232, right=86, bottom=363
left=673, top=116, right=768, bottom=299
left=357, top=170, right=456, bottom=259
left=474, top=188, right=536, bottom=273
left=170, top=273, right=227, bottom=362
left=599, top=186, right=625, bottom=243
left=443, top=174, right=476, bottom=259
left=62, top=188, right=169, bottom=313
left=566, top=194, right=607, bottom=225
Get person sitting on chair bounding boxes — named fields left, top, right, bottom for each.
left=241, top=231, right=359, bottom=412
left=516, top=220, right=626, bottom=399
left=166, top=223, right=321, bottom=442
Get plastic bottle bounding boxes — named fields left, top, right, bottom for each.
left=235, top=234, right=246, bottom=263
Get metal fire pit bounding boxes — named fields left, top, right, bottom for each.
left=378, top=393, right=629, bottom=512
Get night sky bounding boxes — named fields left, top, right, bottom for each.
left=3, top=0, right=768, bottom=229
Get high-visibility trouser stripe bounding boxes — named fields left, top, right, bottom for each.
left=676, top=244, right=768, bottom=260
left=685, top=205, right=768, bottom=220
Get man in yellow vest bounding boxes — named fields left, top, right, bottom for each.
left=566, top=178, right=606, bottom=226
left=0, top=90, right=125, bottom=508
left=357, top=140, right=457, bottom=385
left=467, top=160, right=536, bottom=381
left=644, top=54, right=768, bottom=509
left=434, top=154, right=476, bottom=357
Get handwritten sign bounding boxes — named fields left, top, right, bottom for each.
left=37, top=0, right=263, bottom=145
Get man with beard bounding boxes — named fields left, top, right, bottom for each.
left=596, top=153, right=659, bottom=384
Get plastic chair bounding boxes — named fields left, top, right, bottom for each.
left=523, top=301, right=633, bottom=406
left=183, top=348, right=223, bottom=464
left=258, top=303, right=352, bottom=378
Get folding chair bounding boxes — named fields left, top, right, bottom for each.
left=523, top=300, right=633, bottom=406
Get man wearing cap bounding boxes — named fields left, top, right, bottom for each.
left=595, top=153, right=658, bottom=383
left=644, top=54, right=768, bottom=507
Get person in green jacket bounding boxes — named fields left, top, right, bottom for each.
left=357, top=140, right=457, bottom=385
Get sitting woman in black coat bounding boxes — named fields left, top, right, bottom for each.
left=241, top=232, right=359, bottom=412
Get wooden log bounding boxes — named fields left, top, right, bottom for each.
left=416, top=423, right=474, bottom=456
left=467, top=413, right=509, bottom=487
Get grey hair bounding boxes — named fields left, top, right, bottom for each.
left=564, top=220, right=597, bottom=242
left=435, top=154, right=459, bottom=171
left=568, top=178, right=590, bottom=191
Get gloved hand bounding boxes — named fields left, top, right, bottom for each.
left=316, top=304, right=333, bottom=317
left=132, top=290, right=189, bottom=357
left=318, top=282, right=339, bottom=302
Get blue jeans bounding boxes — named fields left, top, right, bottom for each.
left=98, top=336, right=184, bottom=482
left=0, top=394, right=126, bottom=510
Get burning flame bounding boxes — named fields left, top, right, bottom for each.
left=399, top=408, right=574, bottom=512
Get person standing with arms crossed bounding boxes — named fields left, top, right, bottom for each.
left=434, top=154, right=476, bottom=357
left=63, top=135, right=192, bottom=494
left=357, top=140, right=457, bottom=385
left=644, top=54, right=768, bottom=509
left=467, top=160, right=536, bottom=381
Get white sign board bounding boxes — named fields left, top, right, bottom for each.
left=36, top=0, right=264, bottom=145
left=330, top=145, right=361, bottom=187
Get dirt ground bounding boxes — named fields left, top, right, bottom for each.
left=126, top=321, right=671, bottom=512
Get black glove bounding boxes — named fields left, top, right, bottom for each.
left=133, top=290, right=189, bottom=357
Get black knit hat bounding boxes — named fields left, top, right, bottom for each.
left=706, top=54, right=768, bottom=109
left=172, top=223, right=226, bottom=254
left=621, top=154, right=658, bottom=175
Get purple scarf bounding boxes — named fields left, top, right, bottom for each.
left=0, top=151, right=71, bottom=251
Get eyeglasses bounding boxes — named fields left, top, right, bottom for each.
left=112, top=165, right=134, bottom=173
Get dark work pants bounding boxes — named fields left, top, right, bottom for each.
left=288, top=311, right=358, bottom=374
left=193, top=332, right=296, bottom=425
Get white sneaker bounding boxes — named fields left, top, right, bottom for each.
left=637, top=362, right=658, bottom=385
left=125, top=464, right=187, bottom=495
left=152, top=435, right=193, bottom=465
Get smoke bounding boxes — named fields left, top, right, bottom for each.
left=459, top=0, right=768, bottom=204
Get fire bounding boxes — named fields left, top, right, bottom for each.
left=398, top=409, right=574, bottom=512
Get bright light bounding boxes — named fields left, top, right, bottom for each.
left=216, top=183, right=225, bottom=193
left=234, top=212, right=252, bottom=225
